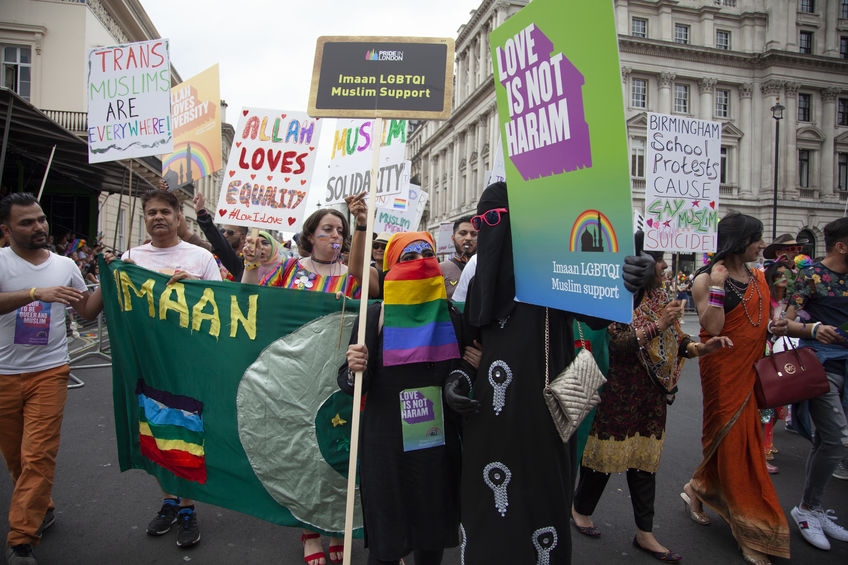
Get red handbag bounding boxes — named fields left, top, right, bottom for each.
left=753, top=339, right=829, bottom=409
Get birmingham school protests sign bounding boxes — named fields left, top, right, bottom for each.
left=87, top=39, right=173, bottom=163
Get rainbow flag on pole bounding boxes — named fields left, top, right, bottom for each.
left=137, top=379, right=207, bottom=483
left=382, top=258, right=460, bottom=366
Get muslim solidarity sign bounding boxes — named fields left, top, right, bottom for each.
left=87, top=39, right=173, bottom=163
left=644, top=112, right=721, bottom=254
left=215, top=109, right=322, bottom=231
left=490, top=0, right=634, bottom=323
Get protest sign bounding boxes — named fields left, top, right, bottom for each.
left=100, top=257, right=364, bottom=535
left=308, top=37, right=454, bottom=119
left=374, top=184, right=427, bottom=235
left=436, top=222, right=455, bottom=255
left=483, top=132, right=506, bottom=188
left=324, top=118, right=409, bottom=205
left=215, top=108, right=321, bottom=231
left=87, top=39, right=173, bottom=163
left=490, top=0, right=634, bottom=323
left=644, top=112, right=721, bottom=253
left=161, top=64, right=222, bottom=187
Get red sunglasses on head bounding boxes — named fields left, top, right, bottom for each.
left=471, top=208, right=508, bottom=230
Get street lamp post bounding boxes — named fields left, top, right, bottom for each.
left=771, top=99, right=784, bottom=240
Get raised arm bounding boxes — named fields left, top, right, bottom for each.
left=345, top=192, right=381, bottom=298
left=693, top=264, right=727, bottom=336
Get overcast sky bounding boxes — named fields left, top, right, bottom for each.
left=140, top=0, right=484, bottom=218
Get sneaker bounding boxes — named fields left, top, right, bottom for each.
left=833, top=460, right=848, bottom=481
left=814, top=508, right=848, bottom=542
left=792, top=505, right=830, bottom=550
left=147, top=499, right=179, bottom=536
left=35, top=508, right=55, bottom=537
left=5, top=543, right=37, bottom=565
left=176, top=508, right=200, bottom=548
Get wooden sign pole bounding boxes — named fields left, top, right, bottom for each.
left=342, top=117, right=383, bottom=565
left=36, top=145, right=56, bottom=202
left=126, top=160, right=134, bottom=260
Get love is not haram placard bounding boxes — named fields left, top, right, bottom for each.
left=644, top=112, right=721, bottom=253
left=161, top=64, right=222, bottom=187
left=324, top=118, right=410, bottom=205
left=215, top=109, right=322, bottom=231
left=87, top=39, right=173, bottom=163
left=490, top=0, right=634, bottom=323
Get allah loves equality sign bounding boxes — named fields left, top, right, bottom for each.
left=215, top=108, right=322, bottom=231
left=87, top=39, right=173, bottom=163
left=491, top=0, right=634, bottom=323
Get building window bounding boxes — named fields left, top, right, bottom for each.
left=716, top=30, right=731, bottom=50
left=841, top=36, right=848, bottom=59
left=674, top=84, right=689, bottom=113
left=631, top=138, right=645, bottom=178
left=839, top=98, right=848, bottom=126
left=1, top=45, right=31, bottom=101
left=800, top=31, right=813, bottom=54
left=721, top=0, right=737, bottom=6
left=632, top=18, right=648, bottom=38
left=631, top=78, right=647, bottom=108
left=839, top=153, right=848, bottom=190
left=798, top=93, right=812, bottom=122
left=674, top=24, right=690, bottom=44
left=720, top=147, right=729, bottom=184
left=715, top=89, right=730, bottom=118
left=842, top=0, right=848, bottom=18
left=799, top=150, right=811, bottom=188
left=800, top=0, right=815, bottom=13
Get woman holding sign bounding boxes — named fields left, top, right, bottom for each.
left=340, top=231, right=479, bottom=565
left=685, top=214, right=790, bottom=564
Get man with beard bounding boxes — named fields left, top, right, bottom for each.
left=439, top=216, right=478, bottom=299
left=110, top=190, right=220, bottom=550
left=0, top=193, right=102, bottom=565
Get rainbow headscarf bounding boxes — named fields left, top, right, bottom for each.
left=382, top=233, right=460, bottom=367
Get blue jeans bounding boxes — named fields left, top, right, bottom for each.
left=803, top=371, right=848, bottom=509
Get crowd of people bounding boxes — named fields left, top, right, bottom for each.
left=0, top=183, right=847, bottom=565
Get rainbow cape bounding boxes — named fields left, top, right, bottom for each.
left=137, top=379, right=206, bottom=483
left=382, top=258, right=460, bottom=367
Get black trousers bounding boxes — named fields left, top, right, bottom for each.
left=367, top=549, right=443, bottom=565
left=573, top=465, right=656, bottom=532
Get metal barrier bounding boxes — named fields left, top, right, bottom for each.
left=66, top=283, right=112, bottom=389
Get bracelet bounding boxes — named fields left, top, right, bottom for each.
left=355, top=224, right=367, bottom=231
left=29, top=287, right=37, bottom=302
left=811, top=322, right=822, bottom=339
left=767, top=320, right=775, bottom=334
left=708, top=286, right=725, bottom=309
left=243, top=262, right=259, bottom=271
left=686, top=341, right=699, bottom=358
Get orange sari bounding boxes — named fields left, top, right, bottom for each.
left=694, top=269, right=790, bottom=558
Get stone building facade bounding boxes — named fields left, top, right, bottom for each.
left=409, top=0, right=848, bottom=260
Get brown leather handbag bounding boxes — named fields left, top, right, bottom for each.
left=753, top=339, right=829, bottom=409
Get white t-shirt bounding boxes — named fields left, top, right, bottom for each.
left=0, top=248, right=87, bottom=374
left=122, top=241, right=222, bottom=281
left=452, top=254, right=477, bottom=303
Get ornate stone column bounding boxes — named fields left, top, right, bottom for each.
left=760, top=80, right=784, bottom=197
left=739, top=83, right=754, bottom=196
left=658, top=72, right=675, bottom=115
left=821, top=87, right=840, bottom=198
left=784, top=82, right=801, bottom=197
left=621, top=67, right=632, bottom=107
left=476, top=113, right=487, bottom=200
left=699, top=78, right=717, bottom=120
left=452, top=140, right=460, bottom=212
left=465, top=128, right=474, bottom=208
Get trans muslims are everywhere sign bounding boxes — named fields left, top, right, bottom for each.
left=644, top=112, right=721, bottom=253
left=214, top=108, right=322, bottom=231
left=490, top=0, right=634, bottom=323
left=87, top=39, right=173, bottom=163
left=324, top=119, right=410, bottom=205
left=161, top=64, right=222, bottom=187
left=308, top=37, right=454, bottom=119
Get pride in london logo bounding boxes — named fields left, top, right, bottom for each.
left=365, top=49, right=404, bottom=62
left=569, top=210, right=618, bottom=253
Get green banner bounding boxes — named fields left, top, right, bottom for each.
left=100, top=257, right=363, bottom=535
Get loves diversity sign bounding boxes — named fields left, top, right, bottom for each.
left=490, top=0, right=634, bottom=323
left=215, top=108, right=322, bottom=231
left=87, top=39, right=173, bottom=163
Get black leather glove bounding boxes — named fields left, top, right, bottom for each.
left=445, top=371, right=480, bottom=415
left=622, top=252, right=656, bottom=294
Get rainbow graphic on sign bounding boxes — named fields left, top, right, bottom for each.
left=569, top=210, right=619, bottom=253
left=162, top=142, right=217, bottom=181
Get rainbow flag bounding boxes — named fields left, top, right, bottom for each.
left=382, top=258, right=460, bottom=367
left=392, top=198, right=407, bottom=209
left=65, top=238, right=85, bottom=256
left=137, top=380, right=207, bottom=483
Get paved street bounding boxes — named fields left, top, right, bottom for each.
left=2, top=314, right=847, bottom=564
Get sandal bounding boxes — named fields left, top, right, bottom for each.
left=327, top=539, right=344, bottom=564
left=741, top=548, right=773, bottom=565
left=680, top=490, right=710, bottom=525
left=301, top=533, right=326, bottom=565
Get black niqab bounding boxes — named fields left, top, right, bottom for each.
left=468, top=182, right=516, bottom=327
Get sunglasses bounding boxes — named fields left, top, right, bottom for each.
left=471, top=208, right=508, bottom=230
left=220, top=228, right=236, bottom=236
left=373, top=243, right=386, bottom=251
